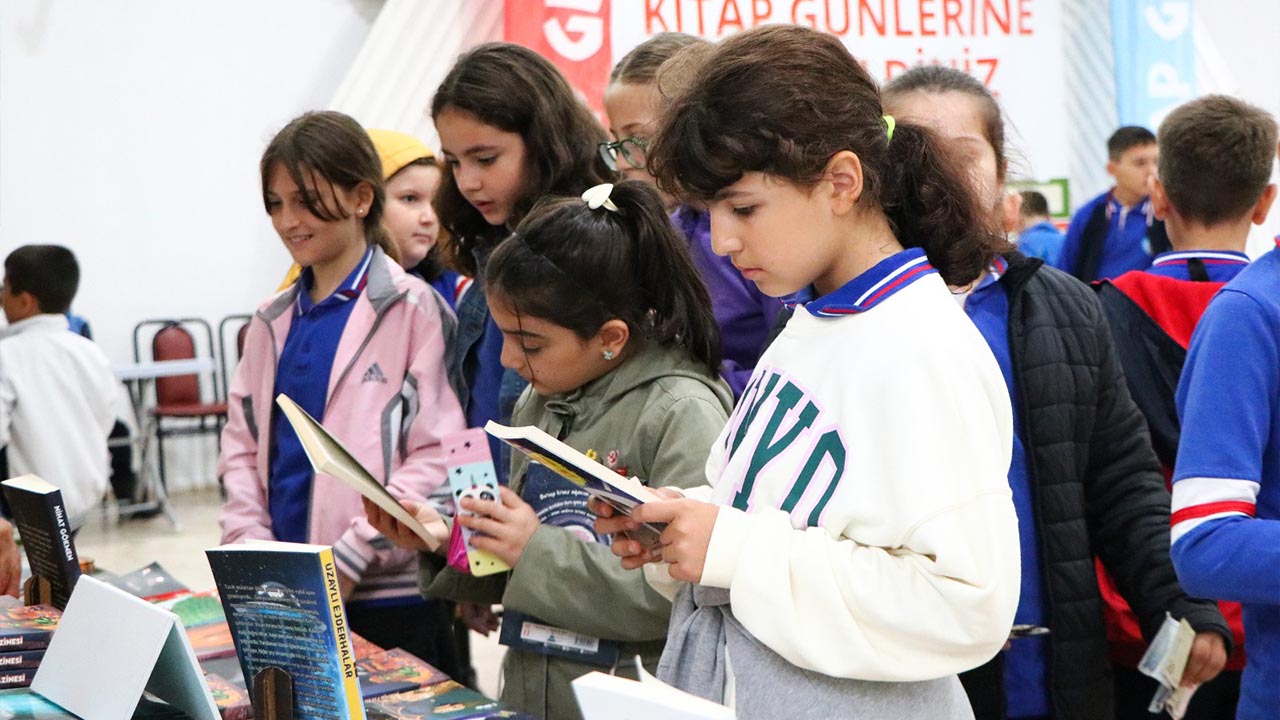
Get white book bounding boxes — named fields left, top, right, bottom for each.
left=275, top=393, right=442, bottom=551
left=572, top=658, right=735, bottom=720
left=31, top=575, right=219, bottom=720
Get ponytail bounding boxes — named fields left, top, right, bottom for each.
left=879, top=122, right=1000, bottom=287
left=486, top=180, right=722, bottom=377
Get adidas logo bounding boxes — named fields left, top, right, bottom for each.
left=362, top=362, right=387, bottom=384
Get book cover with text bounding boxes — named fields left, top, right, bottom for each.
left=1, top=476, right=81, bottom=610
left=207, top=542, right=365, bottom=720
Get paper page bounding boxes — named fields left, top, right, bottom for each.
left=276, top=394, right=441, bottom=551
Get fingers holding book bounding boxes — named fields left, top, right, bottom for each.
left=363, top=497, right=449, bottom=553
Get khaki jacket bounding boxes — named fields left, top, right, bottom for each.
left=422, top=343, right=732, bottom=719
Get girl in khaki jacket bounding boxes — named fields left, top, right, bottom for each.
left=368, top=181, right=733, bottom=719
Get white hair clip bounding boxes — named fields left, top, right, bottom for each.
left=582, top=183, right=619, bottom=213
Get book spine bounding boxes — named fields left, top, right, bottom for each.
left=0, top=632, right=51, bottom=652
left=320, top=547, right=365, bottom=720
left=0, top=648, right=44, bottom=669
left=0, top=667, right=35, bottom=689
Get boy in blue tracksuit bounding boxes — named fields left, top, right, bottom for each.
left=1169, top=99, right=1280, bottom=720
left=1058, top=126, right=1167, bottom=281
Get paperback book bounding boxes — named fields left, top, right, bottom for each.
left=0, top=476, right=81, bottom=610
left=484, top=422, right=666, bottom=548
left=206, top=541, right=365, bottom=720
left=276, top=394, right=443, bottom=551
left=0, top=605, right=59, bottom=652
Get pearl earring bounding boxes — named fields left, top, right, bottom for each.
left=602, top=350, right=615, bottom=361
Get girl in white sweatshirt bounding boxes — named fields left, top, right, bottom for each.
left=595, top=25, right=1021, bottom=719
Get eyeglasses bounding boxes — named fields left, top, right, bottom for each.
left=598, top=137, right=649, bottom=172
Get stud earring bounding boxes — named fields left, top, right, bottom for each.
left=602, top=350, right=615, bottom=361
left=356, top=208, right=365, bottom=217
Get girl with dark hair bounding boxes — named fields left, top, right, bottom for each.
left=429, top=42, right=613, bottom=488
left=592, top=25, right=1020, bottom=718
left=369, top=181, right=733, bottom=719
left=219, top=111, right=466, bottom=667
left=603, top=33, right=779, bottom=398
left=883, top=67, right=1230, bottom=720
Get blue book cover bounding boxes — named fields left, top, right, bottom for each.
left=498, top=465, right=620, bottom=668
left=206, top=541, right=364, bottom=720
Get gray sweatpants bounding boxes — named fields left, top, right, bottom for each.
left=658, top=585, right=975, bottom=720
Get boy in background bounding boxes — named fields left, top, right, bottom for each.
left=1059, top=126, right=1167, bottom=280
left=0, top=245, right=117, bottom=529
left=1097, top=94, right=1277, bottom=719
left=1015, top=190, right=1064, bottom=265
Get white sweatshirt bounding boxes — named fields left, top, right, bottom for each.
left=0, top=314, right=116, bottom=526
left=653, top=249, right=1020, bottom=683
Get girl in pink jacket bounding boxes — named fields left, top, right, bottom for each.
left=218, top=110, right=466, bottom=664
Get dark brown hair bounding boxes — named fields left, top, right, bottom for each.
left=1019, top=190, right=1050, bottom=218
left=1107, top=126, right=1157, bottom=160
left=259, top=111, right=396, bottom=263
left=649, top=26, right=999, bottom=287
left=610, top=32, right=709, bottom=85
left=1159, top=95, right=1278, bottom=226
left=431, top=42, right=612, bottom=276
left=4, top=245, right=79, bottom=314
left=486, top=181, right=722, bottom=377
left=883, top=65, right=1007, bottom=184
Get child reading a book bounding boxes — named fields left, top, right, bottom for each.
left=592, top=26, right=1020, bottom=718
left=367, top=180, right=734, bottom=720
left=603, top=33, right=777, bottom=398
left=430, top=42, right=613, bottom=489
left=218, top=110, right=466, bottom=670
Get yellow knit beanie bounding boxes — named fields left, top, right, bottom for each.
left=366, top=128, right=434, bottom=181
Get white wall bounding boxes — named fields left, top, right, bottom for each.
left=0, top=0, right=379, bottom=365
left=1195, top=4, right=1280, bottom=257
left=1, top=0, right=379, bottom=490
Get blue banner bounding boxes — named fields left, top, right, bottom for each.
left=1113, top=0, right=1196, bottom=130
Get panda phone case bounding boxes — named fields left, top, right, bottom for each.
left=443, top=428, right=510, bottom=577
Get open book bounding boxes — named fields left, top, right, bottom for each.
left=275, top=394, right=442, bottom=551
left=484, top=421, right=666, bottom=548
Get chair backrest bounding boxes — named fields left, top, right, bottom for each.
left=153, top=323, right=200, bottom=405
left=134, top=317, right=220, bottom=406
left=216, top=314, right=254, bottom=402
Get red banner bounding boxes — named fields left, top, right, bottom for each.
left=504, top=0, right=613, bottom=116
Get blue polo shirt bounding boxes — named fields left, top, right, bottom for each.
left=1058, top=191, right=1157, bottom=280
left=269, top=249, right=372, bottom=542
left=1017, top=221, right=1065, bottom=267
left=963, top=260, right=1048, bottom=719
left=1145, top=250, right=1250, bottom=283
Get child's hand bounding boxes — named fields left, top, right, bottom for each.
left=592, top=487, right=685, bottom=564
left=363, top=497, right=449, bottom=554
left=458, top=602, right=500, bottom=636
left=629, top=498, right=720, bottom=582
left=458, top=486, right=540, bottom=567
left=590, top=486, right=683, bottom=535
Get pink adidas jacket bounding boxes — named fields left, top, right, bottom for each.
left=218, top=249, right=465, bottom=602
